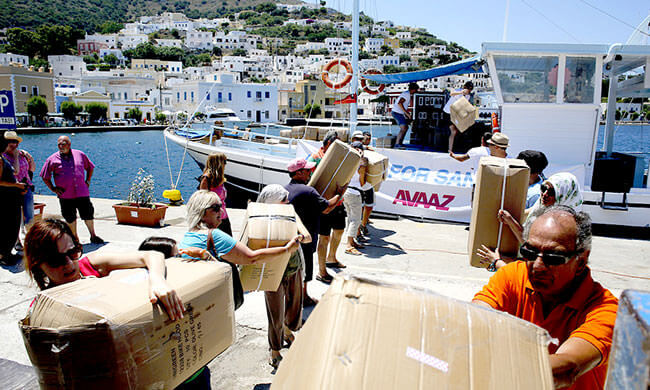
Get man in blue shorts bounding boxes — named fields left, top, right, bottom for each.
left=392, top=82, right=419, bottom=147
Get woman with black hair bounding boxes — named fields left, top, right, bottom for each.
left=0, top=132, right=28, bottom=265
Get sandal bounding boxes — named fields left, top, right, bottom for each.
left=326, top=262, right=347, bottom=269
left=283, top=332, right=295, bottom=348
left=351, top=240, right=365, bottom=249
left=316, top=273, right=333, bottom=284
left=344, top=248, right=362, bottom=256
left=269, top=353, right=283, bottom=369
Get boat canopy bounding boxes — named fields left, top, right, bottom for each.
left=361, top=56, right=484, bottom=84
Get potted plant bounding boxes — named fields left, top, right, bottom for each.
left=113, top=169, right=168, bottom=227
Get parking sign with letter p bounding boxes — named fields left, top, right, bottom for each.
left=0, top=90, right=17, bottom=130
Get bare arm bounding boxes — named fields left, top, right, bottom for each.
left=471, top=299, right=494, bottom=309
left=0, top=162, right=27, bottom=191
left=295, top=215, right=312, bottom=244
left=199, top=176, right=209, bottom=190
left=549, top=338, right=602, bottom=388
left=87, top=250, right=184, bottom=320
left=221, top=235, right=301, bottom=265
left=85, top=166, right=94, bottom=186
left=358, top=164, right=367, bottom=187
left=397, top=98, right=410, bottom=118
left=42, top=176, right=64, bottom=196
left=498, top=210, right=524, bottom=244
left=449, top=151, right=470, bottom=162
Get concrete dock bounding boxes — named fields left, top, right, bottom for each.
left=1, top=195, right=648, bottom=389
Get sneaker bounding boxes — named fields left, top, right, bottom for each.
left=90, top=235, right=105, bottom=244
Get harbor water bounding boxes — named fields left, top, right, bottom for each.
left=18, top=124, right=650, bottom=204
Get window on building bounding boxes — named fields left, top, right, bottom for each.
left=207, top=93, right=210, bottom=101
left=218, top=92, right=222, bottom=102
left=228, top=92, right=232, bottom=101
left=247, top=91, right=251, bottom=98
left=247, top=110, right=251, bottom=118
left=264, top=91, right=270, bottom=98
left=124, top=92, right=128, bottom=100
left=184, top=91, right=187, bottom=101
left=70, top=65, right=74, bottom=71
left=177, top=92, right=180, bottom=102
left=191, top=91, right=194, bottom=102
left=265, top=111, right=269, bottom=119
left=20, top=85, right=27, bottom=94
left=310, top=85, right=316, bottom=91
left=256, top=91, right=262, bottom=99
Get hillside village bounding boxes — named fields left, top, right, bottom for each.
left=0, top=2, right=492, bottom=125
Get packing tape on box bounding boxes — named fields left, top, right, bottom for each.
left=322, top=149, right=354, bottom=196
left=496, top=159, right=508, bottom=250
left=249, top=214, right=296, bottom=291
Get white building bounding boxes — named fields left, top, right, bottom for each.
left=295, top=42, right=326, bottom=53
left=117, top=33, right=148, bottom=49
left=168, top=74, right=278, bottom=122
left=186, top=30, right=214, bottom=50
left=0, top=53, right=28, bottom=66
left=325, top=38, right=352, bottom=55
left=395, top=47, right=412, bottom=57
left=155, top=39, right=183, bottom=48
left=99, top=49, right=126, bottom=65
left=84, top=33, right=117, bottom=48
left=427, top=44, right=449, bottom=56
left=378, top=55, right=400, bottom=68
left=273, top=55, right=300, bottom=70
left=395, top=31, right=412, bottom=40
left=333, top=22, right=352, bottom=31
left=364, top=38, right=384, bottom=53
left=48, top=55, right=85, bottom=78
left=371, top=24, right=388, bottom=36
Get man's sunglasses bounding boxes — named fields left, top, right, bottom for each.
left=47, top=246, right=83, bottom=268
left=540, top=183, right=555, bottom=198
left=520, top=243, right=578, bottom=266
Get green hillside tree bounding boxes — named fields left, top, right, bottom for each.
left=27, top=96, right=49, bottom=125
left=85, top=102, right=108, bottom=124
left=60, top=101, right=83, bottom=121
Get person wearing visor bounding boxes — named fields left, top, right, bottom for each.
left=473, top=206, right=618, bottom=390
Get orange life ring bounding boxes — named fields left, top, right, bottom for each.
left=360, top=69, right=385, bottom=95
left=321, top=59, right=353, bottom=90
left=491, top=112, right=500, bottom=132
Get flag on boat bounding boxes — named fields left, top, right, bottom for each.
left=334, top=94, right=357, bottom=104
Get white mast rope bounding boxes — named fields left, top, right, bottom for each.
left=496, top=159, right=509, bottom=250
left=163, top=82, right=221, bottom=190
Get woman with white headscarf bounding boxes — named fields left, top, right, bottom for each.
left=256, top=184, right=312, bottom=370
left=477, top=172, right=583, bottom=269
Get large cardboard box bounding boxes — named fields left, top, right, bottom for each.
left=308, top=139, right=362, bottom=199
left=468, top=157, right=529, bottom=267
left=450, top=97, right=477, bottom=132
left=363, top=150, right=389, bottom=187
left=238, top=202, right=298, bottom=292
left=317, top=128, right=349, bottom=143
left=20, top=259, right=235, bottom=390
left=605, top=289, right=650, bottom=390
left=272, top=276, right=554, bottom=389
left=375, top=135, right=396, bottom=148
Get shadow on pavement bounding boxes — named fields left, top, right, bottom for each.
left=82, top=241, right=108, bottom=252
left=0, top=257, right=25, bottom=274
left=252, top=383, right=271, bottom=390
left=358, top=224, right=405, bottom=259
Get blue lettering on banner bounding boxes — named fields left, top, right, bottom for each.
left=0, top=91, right=16, bottom=130
left=387, top=162, right=475, bottom=188
left=401, top=166, right=417, bottom=181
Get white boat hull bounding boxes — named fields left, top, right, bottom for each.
left=165, top=130, right=650, bottom=228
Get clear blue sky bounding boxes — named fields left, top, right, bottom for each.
left=323, top=0, right=650, bottom=52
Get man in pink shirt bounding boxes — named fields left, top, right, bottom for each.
left=40, top=136, right=103, bottom=244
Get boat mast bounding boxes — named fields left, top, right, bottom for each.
left=502, top=0, right=510, bottom=41
left=350, top=0, right=359, bottom=132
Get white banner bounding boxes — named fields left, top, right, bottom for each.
left=297, top=141, right=585, bottom=223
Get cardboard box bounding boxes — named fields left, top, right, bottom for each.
left=450, top=97, right=477, bottom=132
left=21, top=259, right=235, bottom=390
left=238, top=202, right=298, bottom=292
left=468, top=157, right=529, bottom=267
left=375, top=135, right=396, bottom=148
left=291, top=126, right=304, bottom=139
left=605, top=289, right=650, bottom=390
left=279, top=129, right=291, bottom=138
left=317, top=128, right=349, bottom=143
left=272, top=276, right=553, bottom=389
left=308, top=139, right=362, bottom=199
left=363, top=150, right=389, bottom=187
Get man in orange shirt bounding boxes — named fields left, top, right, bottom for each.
left=473, top=205, right=618, bottom=389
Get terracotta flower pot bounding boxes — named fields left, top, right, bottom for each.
left=113, top=203, right=168, bottom=227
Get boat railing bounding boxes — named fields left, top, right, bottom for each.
left=209, top=125, right=298, bottom=157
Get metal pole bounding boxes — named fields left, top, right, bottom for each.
left=604, top=70, right=617, bottom=156
left=502, top=0, right=510, bottom=42
left=350, top=0, right=359, bottom=133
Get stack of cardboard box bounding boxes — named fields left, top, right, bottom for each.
left=21, top=260, right=235, bottom=389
